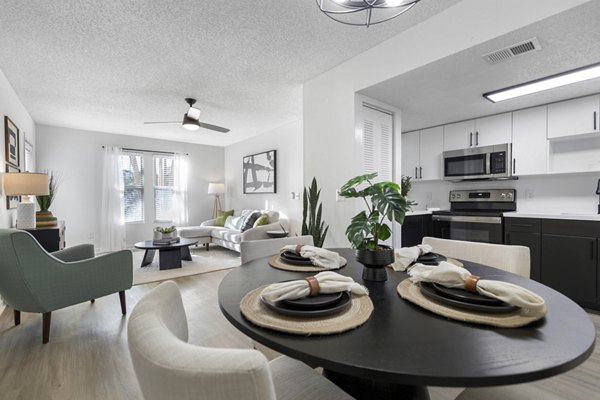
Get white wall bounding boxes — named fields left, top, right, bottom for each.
left=303, top=0, right=589, bottom=247
left=407, top=173, right=600, bottom=215
left=36, top=125, right=224, bottom=247
left=0, top=69, right=36, bottom=229
left=224, top=119, right=303, bottom=234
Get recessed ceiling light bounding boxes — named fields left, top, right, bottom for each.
left=483, top=62, right=600, bottom=103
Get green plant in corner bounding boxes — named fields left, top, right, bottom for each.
left=302, top=177, right=329, bottom=247
left=339, top=172, right=415, bottom=250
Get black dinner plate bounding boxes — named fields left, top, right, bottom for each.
left=280, top=251, right=313, bottom=266
left=283, top=292, right=343, bottom=310
left=416, top=252, right=447, bottom=265
left=420, top=282, right=518, bottom=314
left=429, top=282, right=504, bottom=305
left=261, top=291, right=352, bottom=317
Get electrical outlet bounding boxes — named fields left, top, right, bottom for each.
left=87, top=232, right=95, bottom=240
left=525, top=189, right=535, bottom=200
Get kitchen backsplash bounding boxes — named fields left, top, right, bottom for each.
left=406, top=173, right=599, bottom=215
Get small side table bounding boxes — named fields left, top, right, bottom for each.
left=24, top=221, right=66, bottom=252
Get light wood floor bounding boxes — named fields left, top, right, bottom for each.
left=0, top=270, right=598, bottom=400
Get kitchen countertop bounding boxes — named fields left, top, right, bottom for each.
left=503, top=212, right=600, bottom=221
left=406, top=210, right=433, bottom=216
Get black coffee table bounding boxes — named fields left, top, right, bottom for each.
left=134, top=238, right=198, bottom=270
left=218, top=248, right=596, bottom=400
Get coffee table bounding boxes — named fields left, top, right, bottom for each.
left=134, top=238, right=198, bottom=270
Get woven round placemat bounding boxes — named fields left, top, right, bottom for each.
left=268, top=255, right=347, bottom=272
left=240, top=285, right=373, bottom=335
left=397, top=279, right=544, bottom=328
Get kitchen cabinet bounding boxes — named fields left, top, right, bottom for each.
left=401, top=126, right=443, bottom=180
left=443, top=113, right=512, bottom=151
left=511, top=106, right=547, bottom=175
left=401, top=214, right=432, bottom=247
left=504, top=218, right=541, bottom=281
left=547, top=94, right=600, bottom=139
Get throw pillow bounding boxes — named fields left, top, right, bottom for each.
left=253, top=213, right=270, bottom=228
left=241, top=211, right=262, bottom=232
left=215, top=209, right=234, bottom=226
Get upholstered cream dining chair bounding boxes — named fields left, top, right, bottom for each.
left=421, top=237, right=531, bottom=278
left=240, top=235, right=314, bottom=264
left=127, top=281, right=353, bottom=400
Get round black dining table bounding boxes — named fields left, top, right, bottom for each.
left=218, top=248, right=596, bottom=400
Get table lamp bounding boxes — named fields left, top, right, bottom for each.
left=3, top=172, right=49, bottom=229
left=208, top=183, right=225, bottom=218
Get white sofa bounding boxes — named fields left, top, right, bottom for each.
left=179, top=210, right=289, bottom=253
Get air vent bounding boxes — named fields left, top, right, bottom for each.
left=483, top=37, right=542, bottom=64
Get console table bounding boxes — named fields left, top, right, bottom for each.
left=24, top=221, right=65, bottom=252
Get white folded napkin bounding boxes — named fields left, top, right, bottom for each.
left=260, top=271, right=368, bottom=302
left=280, top=245, right=343, bottom=270
left=408, top=261, right=546, bottom=317
left=390, top=244, right=433, bottom=271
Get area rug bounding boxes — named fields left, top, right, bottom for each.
left=132, top=246, right=241, bottom=286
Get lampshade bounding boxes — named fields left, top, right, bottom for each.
left=208, top=183, right=225, bottom=195
left=3, top=172, right=49, bottom=196
left=596, top=178, right=600, bottom=195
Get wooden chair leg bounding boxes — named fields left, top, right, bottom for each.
left=42, top=312, right=51, bottom=344
left=90, top=299, right=95, bottom=304
left=119, top=291, right=127, bottom=315
left=14, top=310, right=20, bottom=326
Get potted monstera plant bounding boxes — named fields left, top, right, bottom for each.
left=339, top=172, right=414, bottom=281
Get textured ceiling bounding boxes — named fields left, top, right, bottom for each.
left=0, top=0, right=460, bottom=146
left=360, top=1, right=600, bottom=132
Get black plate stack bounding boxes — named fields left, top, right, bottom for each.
left=261, top=291, right=352, bottom=317
left=420, top=282, right=518, bottom=313
left=280, top=251, right=313, bottom=266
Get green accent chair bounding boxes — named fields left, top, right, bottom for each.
left=0, top=229, right=133, bottom=343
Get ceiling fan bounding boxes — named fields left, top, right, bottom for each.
left=144, top=98, right=230, bottom=133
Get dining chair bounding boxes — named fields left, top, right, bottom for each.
left=240, top=235, right=314, bottom=264
left=0, top=229, right=132, bottom=343
left=127, top=280, right=353, bottom=400
left=421, top=236, right=531, bottom=278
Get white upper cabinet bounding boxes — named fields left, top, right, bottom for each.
left=401, top=127, right=443, bottom=181
left=547, top=95, right=600, bottom=139
left=401, top=131, right=420, bottom=180
left=512, top=106, right=547, bottom=176
left=443, top=120, right=475, bottom=151
left=474, top=113, right=512, bottom=147
left=419, top=126, right=443, bottom=180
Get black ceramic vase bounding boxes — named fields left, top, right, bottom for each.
left=356, top=246, right=395, bottom=282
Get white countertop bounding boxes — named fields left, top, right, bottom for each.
left=503, top=212, right=600, bottom=221
left=406, top=210, right=433, bottom=216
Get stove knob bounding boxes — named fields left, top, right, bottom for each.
left=451, top=194, right=456, bottom=199
left=501, top=193, right=506, bottom=198
left=507, top=192, right=513, bottom=198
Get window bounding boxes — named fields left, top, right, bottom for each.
left=153, top=155, right=175, bottom=222
left=24, top=141, right=33, bottom=172
left=121, top=153, right=144, bottom=223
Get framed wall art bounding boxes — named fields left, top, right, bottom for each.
left=4, top=116, right=19, bottom=167
left=243, top=150, right=276, bottom=194
left=5, top=164, right=21, bottom=209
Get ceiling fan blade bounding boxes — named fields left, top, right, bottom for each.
left=143, top=121, right=181, bottom=125
left=197, top=122, right=230, bottom=133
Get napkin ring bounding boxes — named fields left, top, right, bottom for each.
left=295, top=245, right=304, bottom=255
left=465, top=275, right=480, bottom=293
left=305, top=276, right=320, bottom=296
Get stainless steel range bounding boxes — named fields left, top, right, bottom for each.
left=431, top=189, right=516, bottom=244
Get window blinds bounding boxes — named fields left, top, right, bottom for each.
left=153, top=155, right=175, bottom=222
left=120, top=153, right=144, bottom=223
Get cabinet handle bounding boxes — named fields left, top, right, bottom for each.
left=513, top=158, right=516, bottom=174
left=506, top=233, right=510, bottom=244
left=419, top=167, right=422, bottom=179
left=594, top=111, right=597, bottom=131
left=475, top=131, right=479, bottom=146
left=415, top=167, right=418, bottom=179
left=591, top=241, right=595, bottom=260
left=511, top=223, right=533, bottom=228
left=469, top=132, right=473, bottom=147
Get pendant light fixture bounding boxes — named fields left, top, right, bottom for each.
left=316, top=0, right=421, bottom=27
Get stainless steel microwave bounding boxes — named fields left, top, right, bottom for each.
left=443, top=143, right=512, bottom=181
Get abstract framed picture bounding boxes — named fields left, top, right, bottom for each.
left=243, top=150, right=276, bottom=194
left=5, top=164, right=21, bottom=209
left=4, top=116, right=19, bottom=167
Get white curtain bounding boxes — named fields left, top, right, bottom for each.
left=99, top=146, right=125, bottom=252
left=173, top=153, right=189, bottom=226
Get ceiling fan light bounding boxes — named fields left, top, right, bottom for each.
left=317, top=0, right=420, bottom=27
left=182, top=114, right=200, bottom=131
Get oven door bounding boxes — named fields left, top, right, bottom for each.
left=431, top=215, right=503, bottom=244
